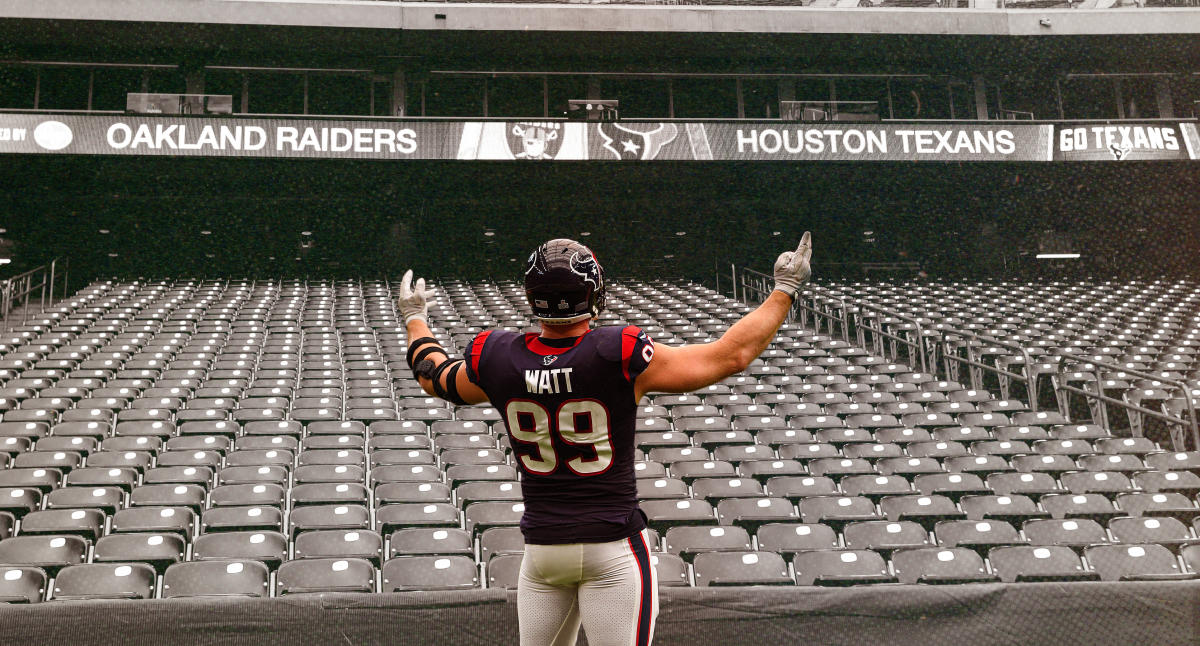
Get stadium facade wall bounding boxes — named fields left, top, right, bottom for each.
left=6, top=0, right=1200, bottom=37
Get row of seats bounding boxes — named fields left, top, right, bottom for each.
left=3, top=538, right=1199, bottom=602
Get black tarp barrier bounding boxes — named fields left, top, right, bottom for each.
left=0, top=582, right=1197, bottom=645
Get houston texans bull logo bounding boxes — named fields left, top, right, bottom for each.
left=1109, top=143, right=1132, bottom=161
left=597, top=123, right=678, bottom=160
left=568, top=251, right=602, bottom=290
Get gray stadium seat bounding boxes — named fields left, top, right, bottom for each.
left=693, top=551, right=792, bottom=586
left=163, top=560, right=270, bottom=598
left=793, top=550, right=896, bottom=586
left=382, top=556, right=479, bottom=592
left=52, top=563, right=157, bottom=600
left=0, top=563, right=47, bottom=603
left=276, top=558, right=377, bottom=594
left=988, top=545, right=1099, bottom=583
left=891, top=547, right=998, bottom=584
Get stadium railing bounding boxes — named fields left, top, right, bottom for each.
left=1, top=258, right=67, bottom=332
left=733, top=264, right=1199, bottom=450
left=1049, top=348, right=1200, bottom=451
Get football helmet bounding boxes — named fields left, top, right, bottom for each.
left=524, top=238, right=606, bottom=325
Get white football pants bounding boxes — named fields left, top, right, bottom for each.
left=516, top=528, right=659, bottom=646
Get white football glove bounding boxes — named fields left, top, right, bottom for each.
left=398, top=269, right=437, bottom=324
left=773, top=231, right=812, bottom=299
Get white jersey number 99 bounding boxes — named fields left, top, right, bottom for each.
left=505, top=398, right=613, bottom=476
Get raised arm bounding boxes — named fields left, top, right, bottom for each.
left=634, top=232, right=812, bottom=401
left=397, top=270, right=489, bottom=405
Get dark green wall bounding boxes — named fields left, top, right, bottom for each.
left=2, top=157, right=1198, bottom=284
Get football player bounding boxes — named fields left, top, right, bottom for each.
left=398, top=233, right=812, bottom=646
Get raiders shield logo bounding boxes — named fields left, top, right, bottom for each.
left=597, top=123, right=679, bottom=160
left=507, top=122, right=564, bottom=160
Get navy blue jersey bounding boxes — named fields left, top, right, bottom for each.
left=464, top=325, right=655, bottom=544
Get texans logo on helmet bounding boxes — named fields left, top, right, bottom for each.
left=569, top=251, right=602, bottom=290
left=597, top=123, right=679, bottom=160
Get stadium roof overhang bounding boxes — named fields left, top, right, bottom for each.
left=1, top=1, right=1200, bottom=73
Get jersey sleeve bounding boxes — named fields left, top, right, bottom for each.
left=619, top=325, right=655, bottom=383
left=463, top=330, right=495, bottom=385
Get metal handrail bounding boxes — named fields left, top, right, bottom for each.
left=816, top=288, right=930, bottom=374
left=1, top=258, right=67, bottom=331
left=738, top=267, right=851, bottom=338
left=1052, top=349, right=1199, bottom=451
left=937, top=327, right=1039, bottom=413
left=736, top=267, right=774, bottom=305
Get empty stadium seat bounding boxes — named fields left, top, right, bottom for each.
left=485, top=553, right=523, bottom=590
left=1084, top=544, right=1198, bottom=581
left=295, top=529, right=384, bottom=565
left=988, top=546, right=1099, bottom=583
left=162, top=560, right=270, bottom=598
left=651, top=553, right=690, bottom=587
left=793, top=550, right=896, bottom=586
left=382, top=556, right=479, bottom=592
left=52, top=563, right=157, bottom=600
left=0, top=566, right=47, bottom=603
left=479, top=527, right=525, bottom=564
left=664, top=525, right=752, bottom=562
left=891, top=547, right=998, bottom=584
left=692, top=551, right=791, bottom=586
left=193, top=531, right=288, bottom=570
left=0, top=535, right=87, bottom=575
left=389, top=528, right=474, bottom=558
left=93, top=533, right=186, bottom=574
left=276, top=558, right=377, bottom=594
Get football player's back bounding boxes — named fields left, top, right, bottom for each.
left=465, top=324, right=655, bottom=544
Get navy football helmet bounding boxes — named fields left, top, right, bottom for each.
left=524, top=238, right=606, bottom=325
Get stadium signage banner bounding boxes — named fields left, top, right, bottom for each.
left=0, top=114, right=465, bottom=159
left=708, top=124, right=1049, bottom=161
left=1053, top=122, right=1192, bottom=161
left=0, top=113, right=1195, bottom=162
left=458, top=121, right=1055, bottom=161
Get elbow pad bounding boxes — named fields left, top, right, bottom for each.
left=431, top=360, right=469, bottom=406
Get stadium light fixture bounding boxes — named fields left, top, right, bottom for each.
left=1035, top=253, right=1081, bottom=260
left=0, top=258, right=10, bottom=265
left=98, top=229, right=110, bottom=234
